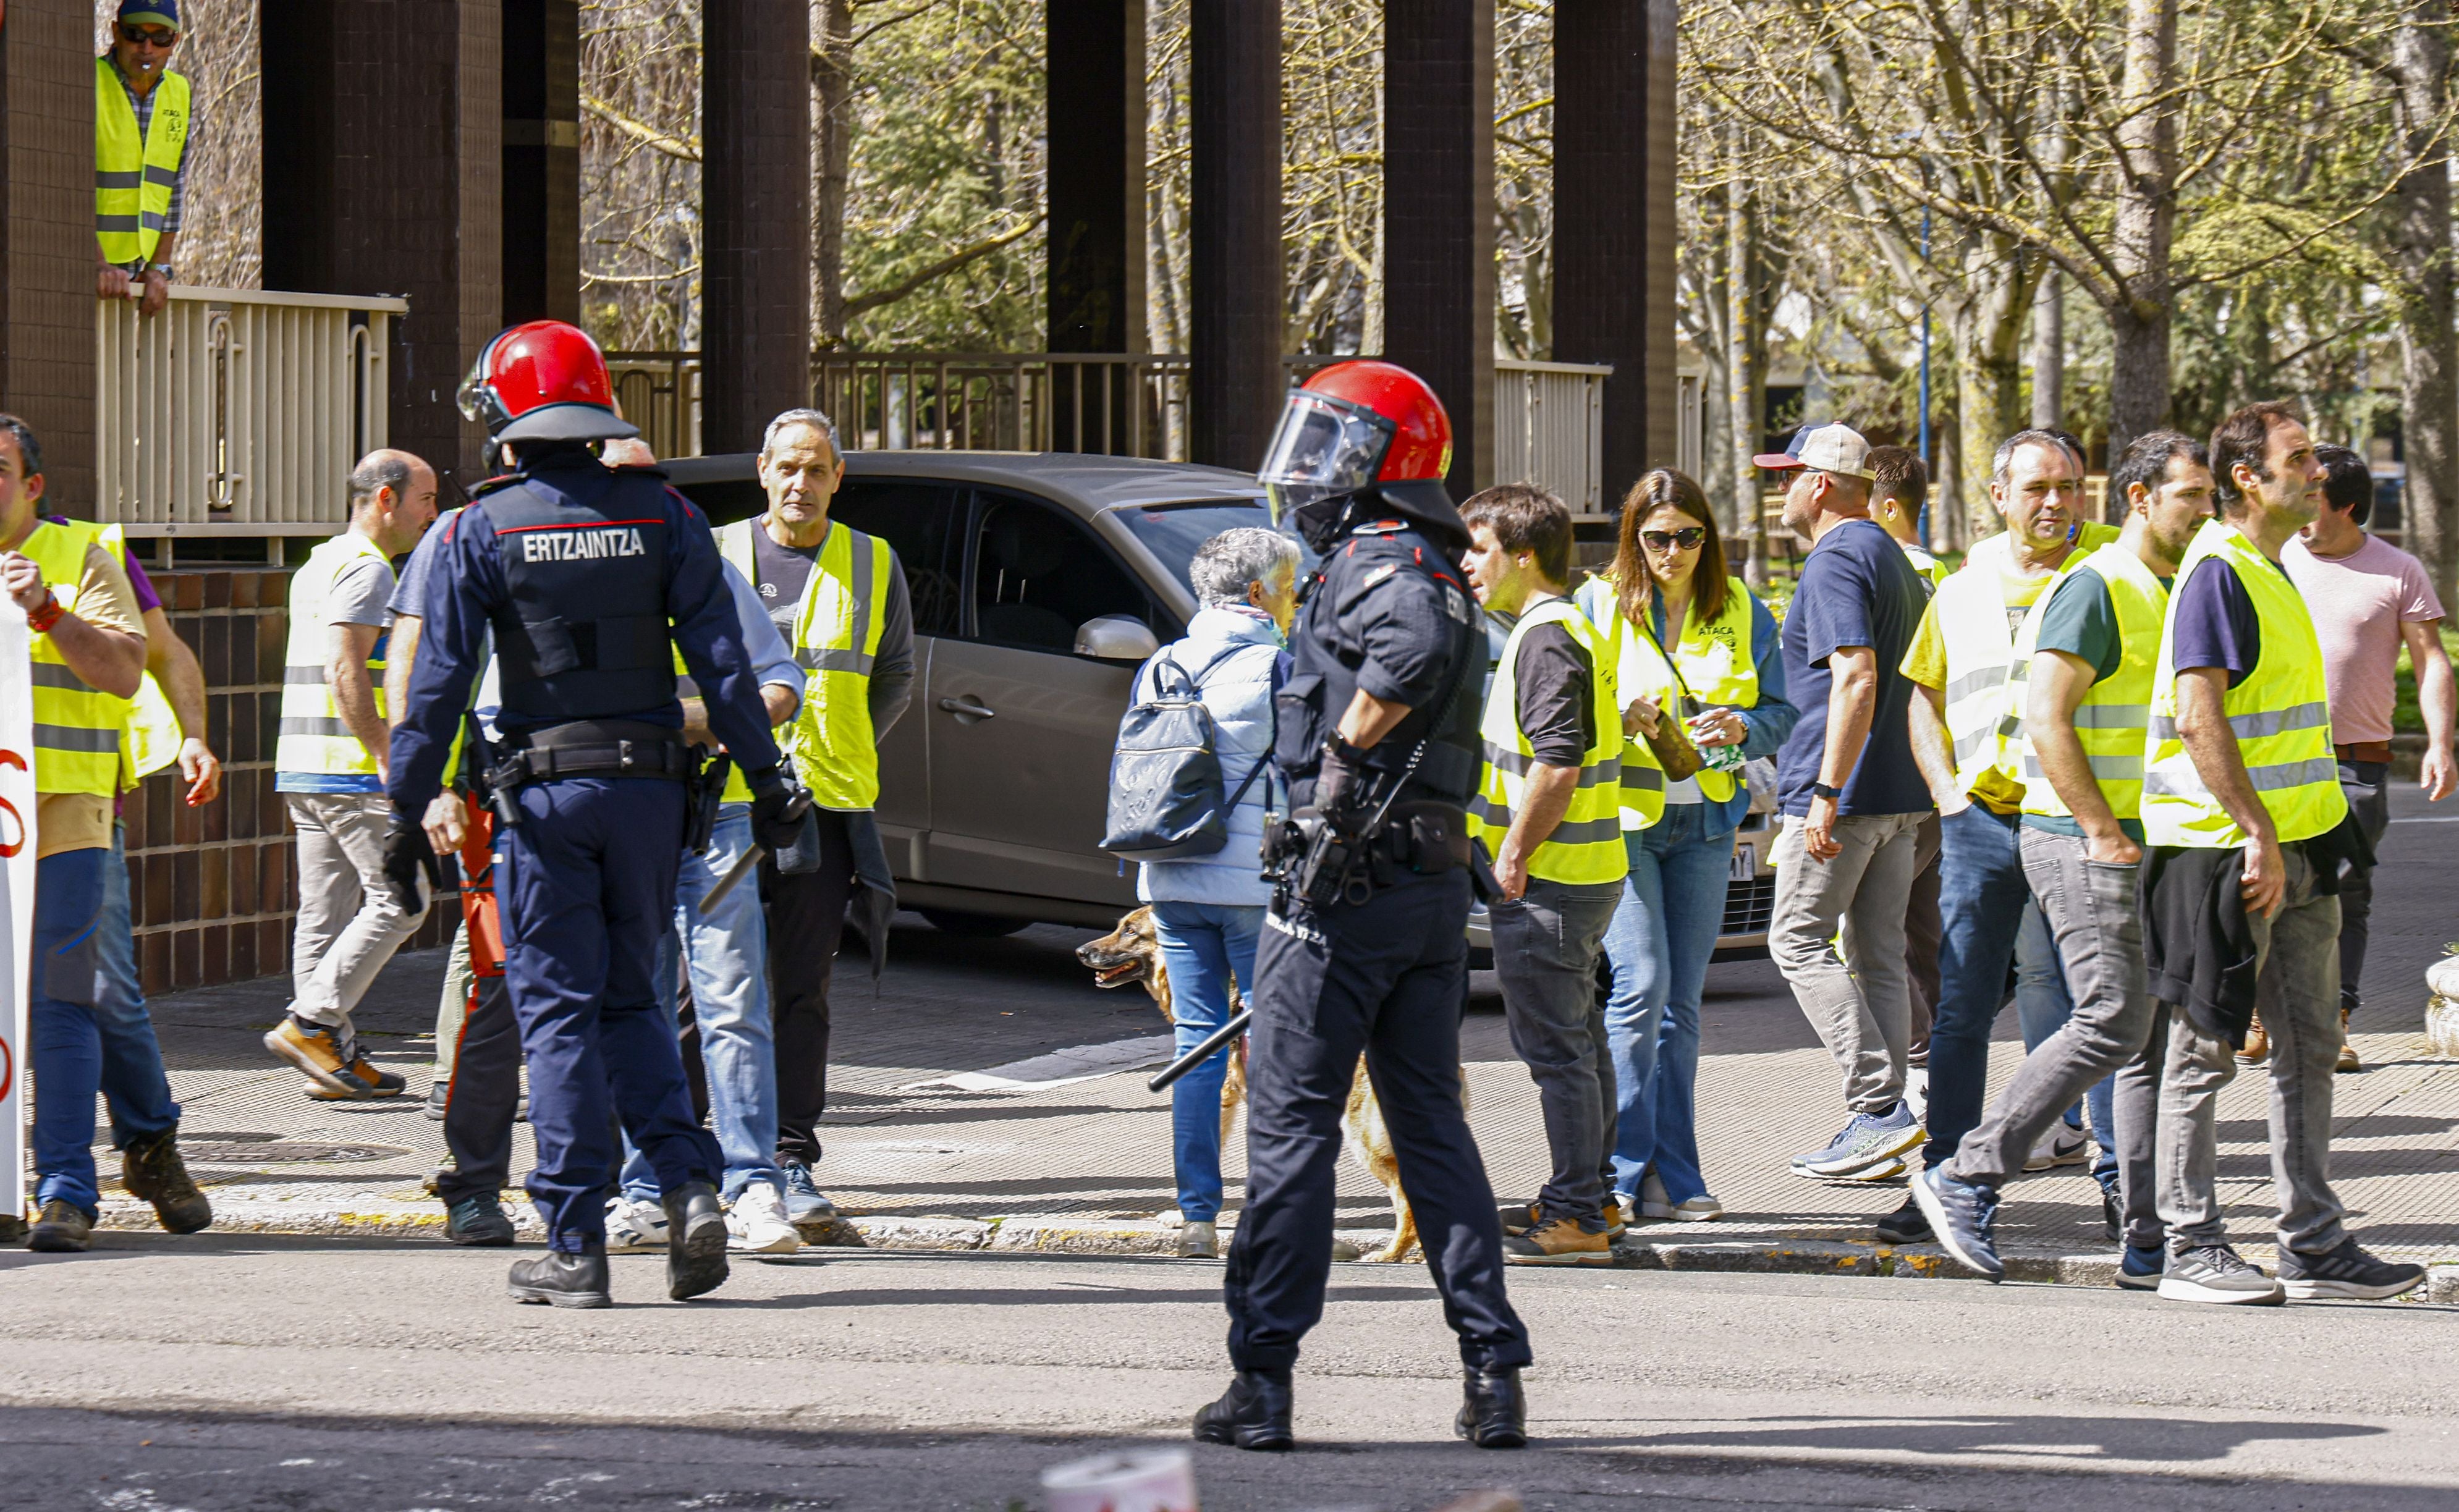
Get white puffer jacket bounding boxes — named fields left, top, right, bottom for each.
left=1133, top=606, right=1284, bottom=907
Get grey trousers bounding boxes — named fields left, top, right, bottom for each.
left=1948, top=829, right=2154, bottom=1189
left=1771, top=810, right=1926, bottom=1114
left=1491, top=876, right=1622, bottom=1229
left=2334, top=761, right=2391, bottom=1016
left=288, top=792, right=430, bottom=1031
left=2139, top=843, right=2350, bottom=1256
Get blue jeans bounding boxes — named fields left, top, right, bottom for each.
left=99, top=824, right=180, bottom=1147
left=1151, top=900, right=1262, bottom=1223
left=28, top=849, right=112, bottom=1214
left=1601, top=805, right=1734, bottom=1204
left=621, top=808, right=782, bottom=1203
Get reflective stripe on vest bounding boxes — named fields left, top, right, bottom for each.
left=1468, top=596, right=1629, bottom=886
left=1936, top=526, right=2120, bottom=794
left=94, top=59, right=190, bottom=266
left=717, top=517, right=889, bottom=809
left=2003, top=543, right=2168, bottom=822
left=274, top=532, right=394, bottom=777
left=22, top=521, right=130, bottom=796
left=2141, top=520, right=2349, bottom=848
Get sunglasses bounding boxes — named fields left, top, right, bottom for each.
left=1641, top=526, right=1708, bottom=552
left=120, top=25, right=177, bottom=46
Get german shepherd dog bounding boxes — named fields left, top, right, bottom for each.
left=1078, top=905, right=1433, bottom=1262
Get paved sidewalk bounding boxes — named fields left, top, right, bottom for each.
left=83, top=785, right=2459, bottom=1288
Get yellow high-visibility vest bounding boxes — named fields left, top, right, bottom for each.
left=1932, top=525, right=2120, bottom=796
left=2142, top=520, right=2348, bottom=848
left=88, top=523, right=184, bottom=789
left=716, top=517, right=892, bottom=809
left=1576, top=573, right=1758, bottom=806
left=1468, top=596, right=1629, bottom=887
left=2002, top=543, right=2169, bottom=822
left=22, top=521, right=132, bottom=798
left=94, top=57, right=190, bottom=266
left=274, top=531, right=394, bottom=777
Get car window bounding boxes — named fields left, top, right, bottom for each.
left=672, top=475, right=766, bottom=530
left=965, top=489, right=1157, bottom=653
left=1111, top=500, right=1316, bottom=595
left=829, top=479, right=965, bottom=638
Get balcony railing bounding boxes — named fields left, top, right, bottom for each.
left=97, top=287, right=404, bottom=536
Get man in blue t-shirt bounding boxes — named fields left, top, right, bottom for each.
left=1758, top=423, right=1936, bottom=1182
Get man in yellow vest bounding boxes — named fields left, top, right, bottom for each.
left=0, top=414, right=193, bottom=1252
left=94, top=1, right=193, bottom=320
left=263, top=451, right=438, bottom=1099
left=726, top=410, right=915, bottom=1222
left=1461, top=486, right=1629, bottom=1265
left=1909, top=429, right=2212, bottom=1281
left=2119, top=402, right=2422, bottom=1304
left=1892, top=429, right=2107, bottom=1248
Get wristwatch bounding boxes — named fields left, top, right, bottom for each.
left=149, top=264, right=174, bottom=281
left=1809, top=781, right=1843, bottom=801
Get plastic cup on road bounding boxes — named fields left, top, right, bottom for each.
left=1039, top=1448, right=1198, bottom=1512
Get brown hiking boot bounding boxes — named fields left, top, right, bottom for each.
left=2236, top=1015, right=2269, bottom=1065
left=265, top=1016, right=406, bottom=1099
left=1497, top=1199, right=1541, bottom=1236
left=1501, top=1216, right=1612, bottom=1265
left=121, top=1128, right=213, bottom=1234
left=2337, top=1007, right=2361, bottom=1073
left=27, top=1199, right=93, bottom=1253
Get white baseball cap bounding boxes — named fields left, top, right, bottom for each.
left=1755, top=421, right=1876, bottom=480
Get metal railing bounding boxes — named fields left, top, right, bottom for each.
left=97, top=287, right=404, bottom=534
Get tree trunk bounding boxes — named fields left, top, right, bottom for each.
left=2393, top=4, right=2458, bottom=600
left=1727, top=136, right=1769, bottom=587
left=1952, top=248, right=2036, bottom=542
left=810, top=0, right=855, bottom=347
left=2104, top=0, right=2180, bottom=460
left=2031, top=271, right=2064, bottom=431
left=1934, top=400, right=1964, bottom=552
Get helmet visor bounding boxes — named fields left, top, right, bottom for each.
left=455, top=352, right=499, bottom=428
left=1258, top=392, right=1392, bottom=518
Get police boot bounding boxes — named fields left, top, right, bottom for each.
left=507, top=1251, right=611, bottom=1308
left=1191, top=1369, right=1293, bottom=1451
left=1454, top=1366, right=1528, bottom=1449
left=662, top=1180, right=730, bottom=1301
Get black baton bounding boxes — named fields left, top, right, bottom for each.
left=1147, top=1008, right=1252, bottom=1093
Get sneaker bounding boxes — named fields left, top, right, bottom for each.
left=2102, top=1188, right=2122, bottom=1243
left=725, top=1180, right=803, bottom=1256
left=1669, top=1193, right=1724, bottom=1223
left=2277, top=1237, right=2425, bottom=1301
left=2023, top=1123, right=2090, bottom=1172
left=2116, top=1244, right=2165, bottom=1290
left=777, top=1158, right=837, bottom=1222
left=265, top=1015, right=405, bottom=1099
left=446, top=1194, right=517, bottom=1246
left=1497, top=1199, right=1542, bottom=1236
left=1789, top=1102, right=1925, bottom=1180
left=1501, top=1216, right=1613, bottom=1265
left=27, top=1198, right=93, bottom=1253
left=2157, top=1243, right=2285, bottom=1305
left=1599, top=1193, right=1628, bottom=1240
left=1907, top=1064, right=1930, bottom=1122
left=604, top=1195, right=669, bottom=1254
left=1641, top=1173, right=1721, bottom=1222
left=423, top=1082, right=449, bottom=1121
left=1638, top=1172, right=1675, bottom=1220
left=1910, top=1167, right=2003, bottom=1280
left=1179, top=1218, right=1219, bottom=1259
left=1874, top=1195, right=1931, bottom=1245
left=2236, top=1015, right=2269, bottom=1065
left=119, top=1127, right=212, bottom=1235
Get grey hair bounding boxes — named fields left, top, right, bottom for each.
left=1189, top=526, right=1300, bottom=607
left=1991, top=428, right=2074, bottom=488
left=348, top=453, right=415, bottom=511
left=760, top=408, right=842, bottom=458
left=0, top=413, right=40, bottom=479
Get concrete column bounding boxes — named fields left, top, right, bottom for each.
left=1555, top=0, right=1678, bottom=500
left=1188, top=0, right=1282, bottom=473
left=0, top=0, right=98, bottom=503
left=1384, top=0, right=1494, bottom=496
left=703, top=0, right=811, bottom=455
left=502, top=0, right=581, bottom=327
left=1046, top=0, right=1145, bottom=452
left=263, top=0, right=503, bottom=485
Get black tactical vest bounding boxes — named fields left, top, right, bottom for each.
left=475, top=465, right=678, bottom=722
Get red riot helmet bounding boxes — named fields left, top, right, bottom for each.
left=457, top=321, right=639, bottom=445
left=1258, top=360, right=1452, bottom=517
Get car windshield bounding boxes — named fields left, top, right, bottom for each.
left=1112, top=500, right=1319, bottom=593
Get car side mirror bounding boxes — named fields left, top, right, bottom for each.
left=1074, top=614, right=1160, bottom=661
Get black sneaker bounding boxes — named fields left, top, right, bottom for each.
left=1910, top=1167, right=2004, bottom=1280
left=2116, top=1244, right=2165, bottom=1290
left=446, top=1194, right=517, bottom=1247
left=2277, top=1238, right=2426, bottom=1301
left=1873, top=1194, right=1931, bottom=1245
left=27, top=1199, right=93, bottom=1253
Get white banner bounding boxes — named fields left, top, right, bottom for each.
left=0, top=609, right=35, bottom=1227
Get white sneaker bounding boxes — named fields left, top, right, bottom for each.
left=2024, top=1123, right=2091, bottom=1172
left=1670, top=1193, right=1724, bottom=1223
left=1179, top=1219, right=1219, bottom=1258
left=604, top=1195, right=669, bottom=1254
left=1639, top=1172, right=1676, bottom=1220
left=726, top=1180, right=803, bottom=1255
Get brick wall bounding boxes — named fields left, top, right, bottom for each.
left=123, top=564, right=452, bottom=996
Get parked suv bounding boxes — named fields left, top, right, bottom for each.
left=663, top=450, right=1775, bottom=955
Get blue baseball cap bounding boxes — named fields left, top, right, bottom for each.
left=116, top=1, right=180, bottom=33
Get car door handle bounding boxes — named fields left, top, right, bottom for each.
left=938, top=695, right=996, bottom=722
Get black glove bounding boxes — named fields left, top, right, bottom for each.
left=381, top=817, right=438, bottom=914
left=1315, top=734, right=1371, bottom=833
left=745, top=766, right=811, bottom=855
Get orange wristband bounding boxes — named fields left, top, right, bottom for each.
left=25, top=594, right=64, bottom=635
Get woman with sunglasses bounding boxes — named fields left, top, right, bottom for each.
left=1574, top=469, right=1797, bottom=1223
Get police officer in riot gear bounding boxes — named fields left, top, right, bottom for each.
left=385, top=321, right=803, bottom=1308
left=1196, top=361, right=1532, bottom=1452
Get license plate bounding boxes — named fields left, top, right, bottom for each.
left=1729, top=843, right=1756, bottom=881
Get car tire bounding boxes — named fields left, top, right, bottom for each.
left=919, top=908, right=1033, bottom=939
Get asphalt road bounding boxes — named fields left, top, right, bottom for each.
left=4, top=1232, right=2458, bottom=1510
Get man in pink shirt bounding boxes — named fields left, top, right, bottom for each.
left=2282, top=446, right=2456, bottom=1068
